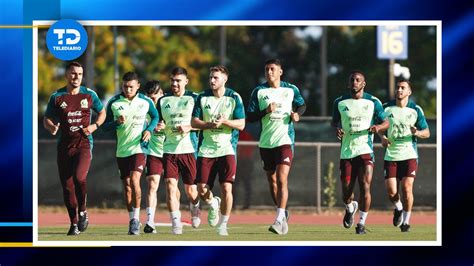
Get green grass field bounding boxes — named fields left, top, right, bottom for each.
left=39, top=224, right=436, bottom=242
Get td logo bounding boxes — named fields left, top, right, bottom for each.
left=46, top=19, right=88, bottom=61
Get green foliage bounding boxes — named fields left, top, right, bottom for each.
left=323, top=161, right=337, bottom=208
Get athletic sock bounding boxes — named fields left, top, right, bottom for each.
left=276, top=208, right=286, bottom=223
left=129, top=211, right=133, bottom=220
left=132, top=207, right=140, bottom=220
left=402, top=211, right=411, bottom=224
left=359, top=211, right=368, bottom=225
left=146, top=207, right=155, bottom=225
left=170, top=210, right=181, bottom=227
left=211, top=197, right=219, bottom=209
left=394, top=200, right=403, bottom=211
left=220, top=215, right=230, bottom=226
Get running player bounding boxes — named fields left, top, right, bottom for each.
left=247, top=59, right=306, bottom=235
left=191, top=65, right=245, bottom=236
left=44, top=61, right=105, bottom=235
left=158, top=67, right=201, bottom=235
left=379, top=79, right=430, bottom=232
left=332, top=70, right=389, bottom=234
left=141, top=80, right=166, bottom=234
left=103, top=71, right=159, bottom=235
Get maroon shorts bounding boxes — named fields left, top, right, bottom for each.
left=116, top=153, right=146, bottom=179
left=340, top=153, right=374, bottom=184
left=384, top=159, right=418, bottom=179
left=163, top=153, right=196, bottom=185
left=146, top=155, right=164, bottom=176
left=57, top=148, right=92, bottom=182
left=196, top=155, right=236, bottom=189
left=259, top=144, right=293, bottom=171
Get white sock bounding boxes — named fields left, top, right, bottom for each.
left=146, top=207, right=155, bottom=225
left=132, top=207, right=140, bottom=220
left=394, top=200, right=403, bottom=211
left=211, top=197, right=219, bottom=209
left=129, top=211, right=133, bottom=220
left=359, top=211, right=368, bottom=225
left=220, top=215, right=230, bottom=226
left=276, top=208, right=286, bottom=222
left=402, top=211, right=411, bottom=224
left=170, top=211, right=181, bottom=226
left=345, top=201, right=354, bottom=213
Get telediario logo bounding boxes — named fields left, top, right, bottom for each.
left=46, top=19, right=88, bottom=61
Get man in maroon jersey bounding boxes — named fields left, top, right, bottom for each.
left=43, top=61, right=106, bottom=235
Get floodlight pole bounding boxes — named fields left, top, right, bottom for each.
left=388, top=58, right=395, bottom=100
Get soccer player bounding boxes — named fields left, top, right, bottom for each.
left=43, top=61, right=106, bottom=235
left=378, top=80, right=430, bottom=232
left=191, top=65, right=245, bottom=236
left=158, top=67, right=201, bottom=235
left=332, top=70, right=389, bottom=234
left=247, top=59, right=306, bottom=235
left=103, top=72, right=159, bottom=235
left=141, top=80, right=166, bottom=234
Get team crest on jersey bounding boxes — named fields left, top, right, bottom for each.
left=80, top=98, right=88, bottom=108
left=60, top=101, right=68, bottom=109
left=363, top=104, right=369, bottom=111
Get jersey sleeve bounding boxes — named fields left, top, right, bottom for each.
left=290, top=84, right=305, bottom=107
left=372, top=97, right=387, bottom=124
left=145, top=97, right=159, bottom=132
left=415, top=105, right=429, bottom=130
left=89, top=89, right=104, bottom=112
left=192, top=94, right=203, bottom=119
left=232, top=92, right=246, bottom=119
left=44, top=93, right=58, bottom=120
left=101, top=97, right=118, bottom=132
left=331, top=97, right=341, bottom=127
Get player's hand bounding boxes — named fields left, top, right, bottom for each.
left=266, top=102, right=277, bottom=113
left=50, top=122, right=60, bottom=135
left=369, top=125, right=380, bottom=133
left=142, top=130, right=151, bottom=142
left=381, top=136, right=391, bottom=148
left=82, top=123, right=97, bottom=136
left=410, top=126, right=418, bottom=137
left=117, top=115, right=126, bottom=125
left=176, top=124, right=191, bottom=134
left=211, top=115, right=224, bottom=128
left=336, top=127, right=344, bottom=140
left=290, top=111, right=300, bottom=122
left=155, top=121, right=166, bottom=132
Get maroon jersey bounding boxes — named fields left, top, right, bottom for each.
left=45, top=86, right=103, bottom=151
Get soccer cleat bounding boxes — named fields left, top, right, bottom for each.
left=393, top=209, right=403, bottom=227
left=67, top=224, right=80, bottom=236
left=78, top=211, right=89, bottom=232
left=343, top=201, right=358, bottom=229
left=355, top=223, right=366, bottom=234
left=400, top=223, right=411, bottom=232
left=172, top=224, right=183, bottom=235
left=217, top=224, right=229, bottom=236
left=207, top=197, right=221, bottom=227
left=190, top=203, right=201, bottom=229
left=143, top=223, right=156, bottom=234
left=128, top=218, right=140, bottom=235
left=268, top=220, right=284, bottom=235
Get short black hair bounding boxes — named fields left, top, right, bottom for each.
left=65, top=61, right=83, bottom=71
left=397, top=79, right=412, bottom=89
left=349, top=70, right=366, bottom=80
left=122, top=71, right=139, bottom=82
left=171, top=67, right=188, bottom=77
left=142, top=80, right=162, bottom=95
left=264, top=58, right=282, bottom=68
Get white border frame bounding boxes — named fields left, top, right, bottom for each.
left=33, top=20, right=442, bottom=247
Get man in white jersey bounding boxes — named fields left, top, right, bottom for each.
left=191, top=65, right=245, bottom=236
left=378, top=80, right=430, bottom=232
left=141, top=80, right=165, bottom=234
left=332, top=70, right=389, bottom=234
left=158, top=67, right=201, bottom=235
left=247, top=59, right=306, bottom=235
